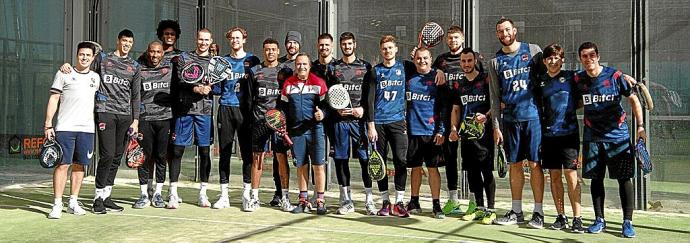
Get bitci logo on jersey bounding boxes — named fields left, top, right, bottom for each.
left=582, top=94, right=615, bottom=105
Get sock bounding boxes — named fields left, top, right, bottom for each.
left=243, top=183, right=251, bottom=199
left=512, top=200, right=522, bottom=213
left=95, top=188, right=104, bottom=199
left=317, top=192, right=325, bottom=202
left=69, top=195, right=78, bottom=206
left=299, top=191, right=308, bottom=201
left=104, top=186, right=113, bottom=198
left=220, top=183, right=229, bottom=197
left=140, top=184, right=148, bottom=196
left=340, top=186, right=350, bottom=201
left=411, top=196, right=420, bottom=203
left=199, top=182, right=208, bottom=195
left=364, top=188, right=373, bottom=202
left=449, top=190, right=458, bottom=202
left=432, top=199, right=441, bottom=209
left=469, top=192, right=476, bottom=203
left=170, top=182, right=178, bottom=196
left=155, top=183, right=164, bottom=195
left=251, top=189, right=259, bottom=199
left=534, top=203, right=543, bottom=215
left=282, top=189, right=290, bottom=199
left=381, top=191, right=390, bottom=202
left=395, top=191, right=405, bottom=203
left=54, top=197, right=62, bottom=205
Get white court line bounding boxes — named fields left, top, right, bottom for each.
left=0, top=193, right=476, bottom=242
left=113, top=213, right=478, bottom=243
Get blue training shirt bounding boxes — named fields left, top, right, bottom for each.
left=370, top=61, right=409, bottom=124
left=492, top=42, right=541, bottom=122
left=574, top=66, right=632, bottom=142
left=406, top=70, right=444, bottom=136
left=214, top=53, right=259, bottom=107
left=536, top=70, right=579, bottom=137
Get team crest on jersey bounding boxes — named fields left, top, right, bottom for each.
left=257, top=74, right=264, bottom=80
left=127, top=66, right=133, bottom=73
left=98, top=123, right=106, bottom=131
left=559, top=77, right=566, bottom=83
left=521, top=54, right=529, bottom=61
left=603, top=79, right=611, bottom=87
left=355, top=69, right=364, bottom=76
left=161, top=67, right=170, bottom=75
left=105, top=60, right=114, bottom=68
left=395, top=69, right=402, bottom=76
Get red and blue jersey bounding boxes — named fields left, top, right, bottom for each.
left=455, top=71, right=491, bottom=120
left=536, top=70, right=579, bottom=137
left=281, top=73, right=328, bottom=134
left=574, top=66, right=632, bottom=142
left=406, top=70, right=444, bottom=136
left=494, top=42, right=540, bottom=122
left=367, top=60, right=415, bottom=124
left=213, top=53, right=260, bottom=108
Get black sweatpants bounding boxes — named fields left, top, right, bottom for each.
left=95, top=112, right=132, bottom=189
left=137, top=119, right=171, bottom=185
left=217, top=106, right=253, bottom=184
left=374, top=120, right=408, bottom=192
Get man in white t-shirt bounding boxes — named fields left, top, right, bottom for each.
left=44, top=41, right=101, bottom=219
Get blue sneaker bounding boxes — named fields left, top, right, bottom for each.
left=587, top=217, right=606, bottom=234
left=622, top=219, right=636, bottom=238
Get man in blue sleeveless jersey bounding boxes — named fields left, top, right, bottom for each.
left=574, top=42, right=644, bottom=238
left=534, top=44, right=583, bottom=232
left=489, top=18, right=546, bottom=228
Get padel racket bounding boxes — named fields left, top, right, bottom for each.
left=39, top=138, right=63, bottom=169
left=410, top=22, right=445, bottom=59
left=496, top=144, right=507, bottom=178
left=636, top=81, right=654, bottom=111
left=181, top=62, right=205, bottom=84
left=206, top=56, right=233, bottom=85
left=327, top=84, right=351, bottom=110
left=265, top=109, right=293, bottom=146
left=126, top=133, right=145, bottom=169
left=368, top=143, right=386, bottom=181
left=459, top=114, right=485, bottom=140
left=635, top=138, right=653, bottom=175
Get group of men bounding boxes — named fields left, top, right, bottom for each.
left=44, top=17, right=645, bottom=238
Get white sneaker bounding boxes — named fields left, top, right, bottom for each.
left=336, top=200, right=355, bottom=215
left=198, top=194, right=211, bottom=208
left=212, top=196, right=230, bottom=209
left=167, top=195, right=180, bottom=209
left=280, top=197, right=295, bottom=212
left=244, top=199, right=260, bottom=212
left=48, top=203, right=63, bottom=219
left=365, top=201, right=378, bottom=215
left=67, top=203, right=86, bottom=215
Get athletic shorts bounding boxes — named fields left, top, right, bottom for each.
left=291, top=125, right=326, bottom=167
left=332, top=120, right=368, bottom=160
left=503, top=120, right=541, bottom=163
left=406, top=135, right=444, bottom=168
left=582, top=140, right=634, bottom=179
left=173, top=114, right=213, bottom=146
left=541, top=133, right=580, bottom=170
left=460, top=132, right=495, bottom=171
left=55, top=131, right=95, bottom=165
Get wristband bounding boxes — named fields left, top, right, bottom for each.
left=44, top=126, right=54, bottom=130
left=637, top=124, right=644, bottom=128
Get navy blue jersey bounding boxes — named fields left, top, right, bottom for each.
left=406, top=70, right=444, bottom=136
left=454, top=71, right=491, bottom=119
left=249, top=63, right=283, bottom=122
left=490, top=42, right=541, bottom=122
left=213, top=53, right=259, bottom=107
left=574, top=67, right=632, bottom=142
left=535, top=70, right=579, bottom=137
left=366, top=60, right=415, bottom=124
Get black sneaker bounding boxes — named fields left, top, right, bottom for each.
left=571, top=217, right=585, bottom=233
left=269, top=194, right=281, bottom=207
left=528, top=212, right=545, bottom=229
left=316, top=200, right=327, bottom=215
left=495, top=210, right=524, bottom=225
left=92, top=198, right=106, bottom=214
left=103, top=197, right=124, bottom=212
left=406, top=200, right=422, bottom=214
left=549, top=214, right=569, bottom=230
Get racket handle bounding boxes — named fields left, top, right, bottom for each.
left=283, top=134, right=293, bottom=146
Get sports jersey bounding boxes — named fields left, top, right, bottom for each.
left=93, top=52, right=141, bottom=118
left=173, top=51, right=213, bottom=116
left=535, top=70, right=578, bottom=137
left=366, top=60, right=416, bottom=124
left=249, top=62, right=284, bottom=122
left=280, top=73, right=327, bottom=134
left=311, top=59, right=335, bottom=85
left=454, top=71, right=491, bottom=120
left=489, top=42, right=542, bottom=123
left=406, top=70, right=444, bottom=136
left=213, top=53, right=260, bottom=107
left=329, top=58, right=372, bottom=122
left=136, top=57, right=173, bottom=121
left=50, top=69, right=100, bottom=133
left=434, top=52, right=465, bottom=135
left=574, top=66, right=631, bottom=142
